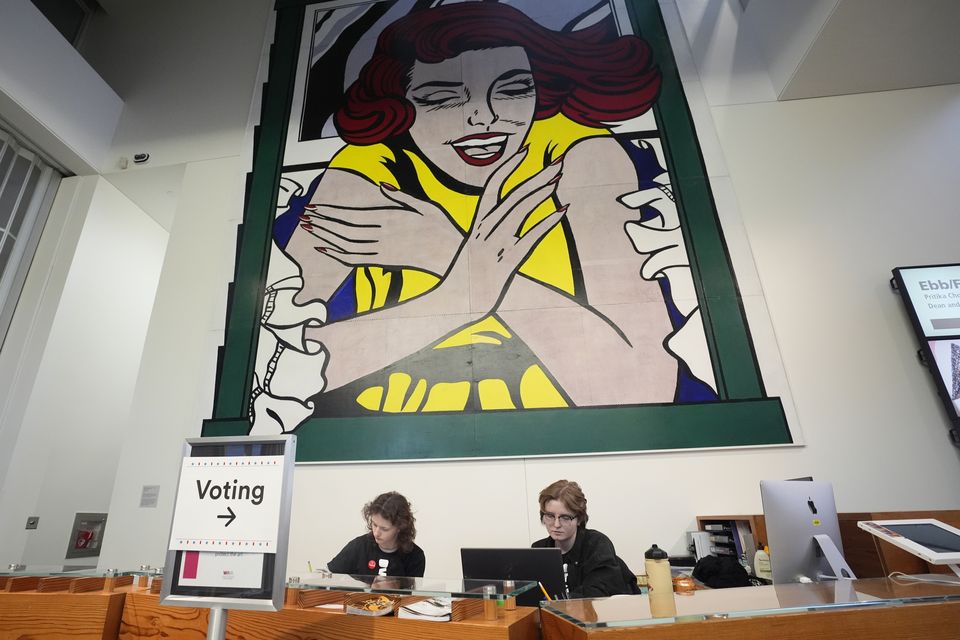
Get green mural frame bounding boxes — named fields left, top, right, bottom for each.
left=202, top=0, right=792, bottom=461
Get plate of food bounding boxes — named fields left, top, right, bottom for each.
left=344, top=594, right=396, bottom=617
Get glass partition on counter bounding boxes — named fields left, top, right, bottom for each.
left=542, top=577, right=960, bottom=629
left=0, top=565, right=148, bottom=578
left=292, top=572, right=538, bottom=599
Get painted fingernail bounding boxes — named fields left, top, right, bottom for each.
left=380, top=182, right=398, bottom=191
left=550, top=154, right=565, bottom=166
left=314, top=247, right=328, bottom=253
left=548, top=173, right=563, bottom=185
left=556, top=204, right=570, bottom=214
left=300, top=223, right=313, bottom=230
left=299, top=215, right=311, bottom=221
left=304, top=204, right=318, bottom=210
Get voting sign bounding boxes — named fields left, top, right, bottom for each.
left=169, top=456, right=284, bottom=553
left=161, top=435, right=295, bottom=613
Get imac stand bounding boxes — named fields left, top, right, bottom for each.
left=813, top=534, right=857, bottom=580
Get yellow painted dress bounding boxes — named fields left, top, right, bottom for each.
left=319, top=114, right=607, bottom=415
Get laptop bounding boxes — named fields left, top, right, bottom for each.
left=460, top=547, right=565, bottom=606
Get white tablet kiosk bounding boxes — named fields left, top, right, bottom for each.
left=858, top=519, right=960, bottom=578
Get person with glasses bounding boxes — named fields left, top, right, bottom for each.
left=532, top=480, right=639, bottom=598
left=327, top=491, right=425, bottom=578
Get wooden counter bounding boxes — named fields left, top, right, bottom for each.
left=540, top=578, right=960, bottom=640
left=119, top=590, right=539, bottom=640
left=0, top=585, right=126, bottom=640
left=542, top=600, right=960, bottom=640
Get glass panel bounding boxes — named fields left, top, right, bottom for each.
left=0, top=155, right=30, bottom=229
left=0, top=235, right=12, bottom=275
left=11, top=164, right=41, bottom=237
left=295, top=572, right=538, bottom=599
left=0, top=145, right=13, bottom=186
left=541, top=578, right=960, bottom=629
left=0, top=565, right=144, bottom=577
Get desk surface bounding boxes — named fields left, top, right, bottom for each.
left=120, top=589, right=539, bottom=640
left=542, top=577, right=960, bottom=629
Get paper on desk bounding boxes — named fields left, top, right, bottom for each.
left=398, top=597, right=452, bottom=621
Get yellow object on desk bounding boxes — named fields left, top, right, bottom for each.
left=539, top=582, right=553, bottom=602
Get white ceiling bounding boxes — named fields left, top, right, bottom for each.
left=744, top=0, right=960, bottom=100
left=90, top=0, right=960, bottom=228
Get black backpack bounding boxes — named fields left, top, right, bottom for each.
left=691, top=555, right=752, bottom=588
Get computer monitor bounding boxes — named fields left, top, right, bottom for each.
left=760, top=480, right=856, bottom=584
left=460, top=548, right=565, bottom=606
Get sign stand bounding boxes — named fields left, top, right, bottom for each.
left=207, top=607, right=227, bottom=640
left=160, top=435, right=296, bottom=626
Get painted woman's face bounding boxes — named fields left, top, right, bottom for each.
left=406, top=46, right=537, bottom=187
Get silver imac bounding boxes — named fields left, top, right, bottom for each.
left=760, top=480, right=856, bottom=584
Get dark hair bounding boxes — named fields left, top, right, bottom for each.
left=363, top=491, right=417, bottom=552
left=336, top=3, right=661, bottom=145
left=538, top=479, right=588, bottom=526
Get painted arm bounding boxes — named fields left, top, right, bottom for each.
left=282, top=168, right=465, bottom=305
left=498, top=137, right=677, bottom=405
left=299, top=149, right=566, bottom=391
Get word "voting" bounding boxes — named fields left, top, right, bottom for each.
left=197, top=479, right=265, bottom=505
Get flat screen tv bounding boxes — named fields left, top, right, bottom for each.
left=892, top=264, right=960, bottom=447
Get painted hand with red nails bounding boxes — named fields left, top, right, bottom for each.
left=297, top=187, right=465, bottom=278
left=443, top=145, right=567, bottom=314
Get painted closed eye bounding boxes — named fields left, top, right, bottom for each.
left=494, top=78, right=535, bottom=99
left=410, top=90, right=464, bottom=108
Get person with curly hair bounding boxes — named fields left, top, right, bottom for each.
left=328, top=491, right=425, bottom=577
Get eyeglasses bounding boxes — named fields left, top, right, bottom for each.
left=541, top=512, right=577, bottom=525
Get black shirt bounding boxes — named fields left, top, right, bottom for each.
left=532, top=528, right=638, bottom=598
left=328, top=533, right=426, bottom=577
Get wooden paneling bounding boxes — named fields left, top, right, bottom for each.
left=37, top=576, right=74, bottom=592
left=4, top=576, right=40, bottom=592
left=542, top=600, right=960, bottom=640
left=0, top=590, right=126, bottom=640
left=105, top=575, right=134, bottom=592
left=71, top=577, right=107, bottom=593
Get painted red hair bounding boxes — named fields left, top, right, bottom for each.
left=335, top=3, right=661, bottom=145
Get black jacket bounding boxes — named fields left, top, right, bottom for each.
left=328, top=533, right=425, bottom=577
left=533, top=528, right=639, bottom=598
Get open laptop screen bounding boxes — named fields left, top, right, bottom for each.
left=460, top=547, right=565, bottom=606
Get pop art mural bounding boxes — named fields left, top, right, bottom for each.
left=203, top=0, right=794, bottom=462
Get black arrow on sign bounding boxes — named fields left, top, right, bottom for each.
left=217, top=506, right=236, bottom=527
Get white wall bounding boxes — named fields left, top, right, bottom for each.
left=0, top=177, right=95, bottom=496
left=0, top=178, right=167, bottom=566
left=4, top=0, right=960, bottom=578
left=97, top=156, right=245, bottom=569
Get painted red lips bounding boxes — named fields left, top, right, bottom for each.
left=449, top=132, right=511, bottom=166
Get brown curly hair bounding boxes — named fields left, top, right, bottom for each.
left=363, top=492, right=417, bottom=552
left=538, top=480, right=588, bottom=526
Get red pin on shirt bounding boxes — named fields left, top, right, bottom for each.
left=368, top=560, right=376, bottom=570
